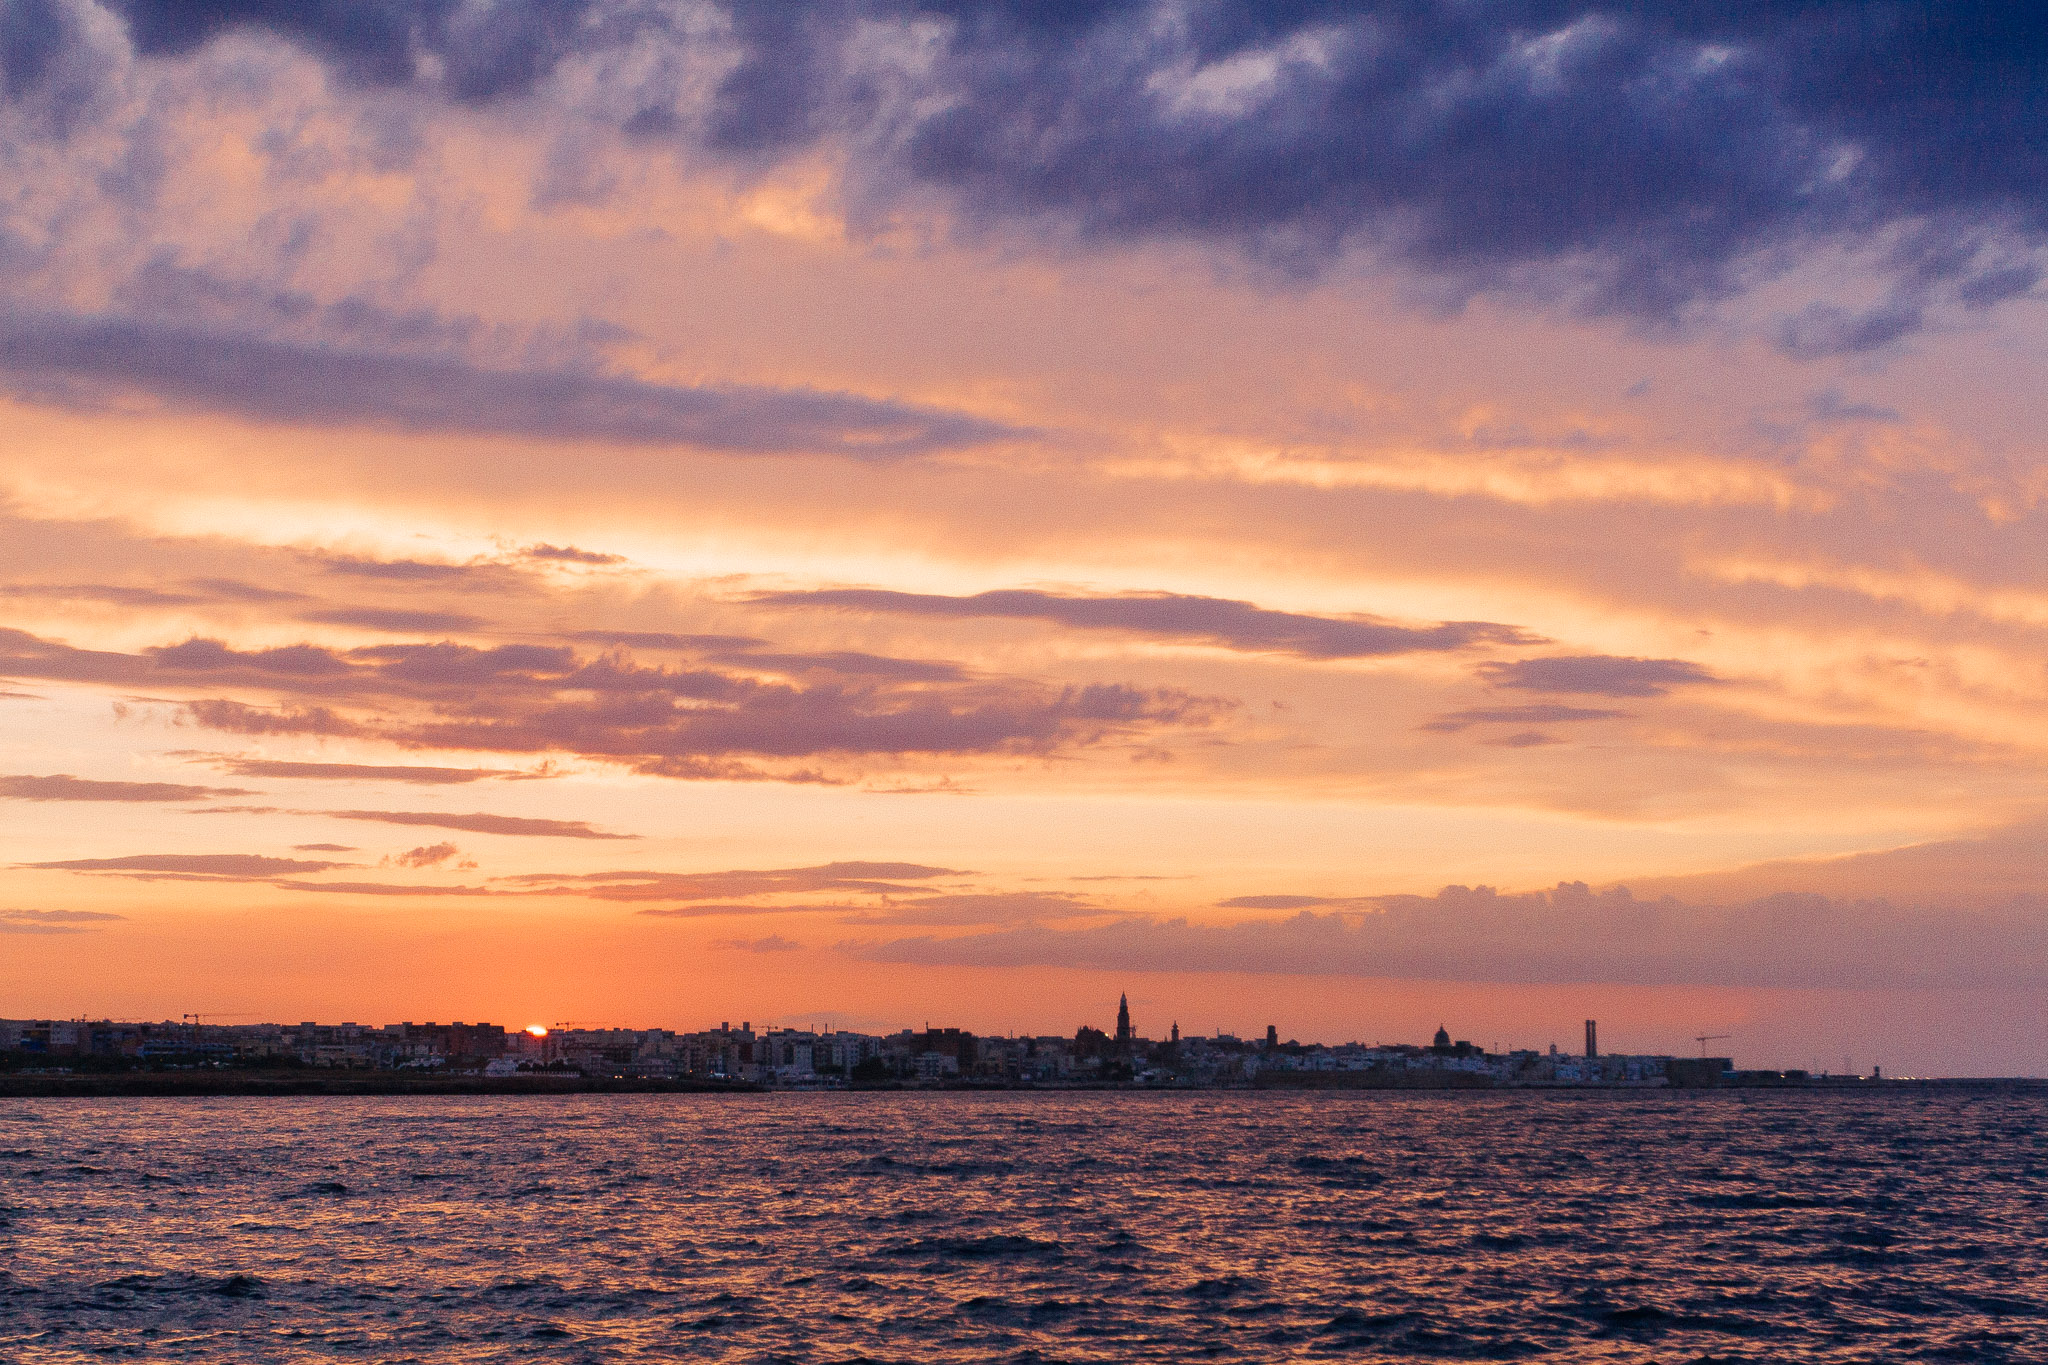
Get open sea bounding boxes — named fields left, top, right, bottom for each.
left=1, top=1090, right=2043, bottom=1362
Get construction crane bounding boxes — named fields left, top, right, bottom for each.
left=1695, top=1033, right=1732, bottom=1057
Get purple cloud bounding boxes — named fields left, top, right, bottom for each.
left=845, top=891, right=1103, bottom=926
left=1484, top=731, right=1562, bottom=748
left=23, top=853, right=346, bottom=877
left=517, top=861, right=961, bottom=903
left=301, top=609, right=487, bottom=633
left=271, top=880, right=498, bottom=897
left=637, top=903, right=832, bottom=919
left=149, top=638, right=352, bottom=677
left=387, top=842, right=465, bottom=869
left=2, top=624, right=1229, bottom=779
left=0, top=773, right=255, bottom=802
left=713, top=648, right=969, bottom=683
left=569, top=631, right=765, bottom=651
left=712, top=934, right=803, bottom=953
left=3, top=582, right=205, bottom=606
left=0, top=907, right=128, bottom=934
left=1216, top=895, right=1357, bottom=910
left=182, top=701, right=369, bottom=737
left=184, top=675, right=1220, bottom=768
left=311, top=555, right=493, bottom=582
left=754, top=587, right=1535, bottom=659
left=211, top=758, right=531, bottom=784
left=0, top=308, right=1022, bottom=460
left=184, top=578, right=307, bottom=603
left=1419, top=704, right=1631, bottom=734
left=524, top=543, right=623, bottom=565
left=323, top=810, right=634, bottom=840
left=1476, top=656, right=1718, bottom=698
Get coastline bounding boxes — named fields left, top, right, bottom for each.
left=2, top=1073, right=2041, bottom=1098
left=0, top=1073, right=760, bottom=1097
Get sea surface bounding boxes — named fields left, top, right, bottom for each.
left=1, top=1090, right=2043, bottom=1362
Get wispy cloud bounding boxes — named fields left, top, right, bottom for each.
left=1475, top=656, right=1718, bottom=698
left=23, top=854, right=346, bottom=878
left=0, top=308, right=1023, bottom=460
left=524, top=544, right=623, bottom=565
left=0, top=907, right=128, bottom=934
left=845, top=891, right=1104, bottom=926
left=0, top=773, right=255, bottom=802
left=755, top=587, right=1536, bottom=660
left=206, top=758, right=535, bottom=785
left=712, top=934, right=803, bottom=953
left=3, top=583, right=207, bottom=607
left=386, top=842, right=470, bottom=870
left=519, top=861, right=962, bottom=903
left=299, top=609, right=486, bottom=633
left=636, top=890, right=1104, bottom=926
left=2, top=578, right=305, bottom=607
left=1419, top=704, right=1630, bottom=734
left=568, top=632, right=764, bottom=652
left=271, top=879, right=498, bottom=897
left=637, top=903, right=832, bottom=920
left=308, top=555, right=514, bottom=585
left=322, top=809, right=634, bottom=840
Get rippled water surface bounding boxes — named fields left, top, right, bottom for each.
left=2, top=1091, right=2044, bottom=1362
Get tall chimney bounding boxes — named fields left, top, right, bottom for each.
left=1584, top=1019, right=1598, bottom=1059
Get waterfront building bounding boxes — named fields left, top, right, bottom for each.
left=0, top=1014, right=1737, bottom=1089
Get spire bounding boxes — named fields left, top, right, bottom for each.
left=1115, top=993, right=1132, bottom=1047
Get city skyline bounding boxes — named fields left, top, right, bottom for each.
left=0, top=989, right=1960, bottom=1081
left=4, top=1004, right=1781, bottom=1089
left=2, top=4, right=2045, bottom=1077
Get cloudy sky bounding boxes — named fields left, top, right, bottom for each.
left=2, top=1, right=2044, bottom=1073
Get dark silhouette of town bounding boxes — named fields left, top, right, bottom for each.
left=0, top=994, right=1898, bottom=1092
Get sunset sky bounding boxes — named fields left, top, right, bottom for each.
left=2, top=2, right=2045, bottom=1073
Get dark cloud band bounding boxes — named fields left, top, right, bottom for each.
left=847, top=881, right=2048, bottom=990
left=0, top=308, right=1021, bottom=460
left=61, top=1, right=2048, bottom=346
